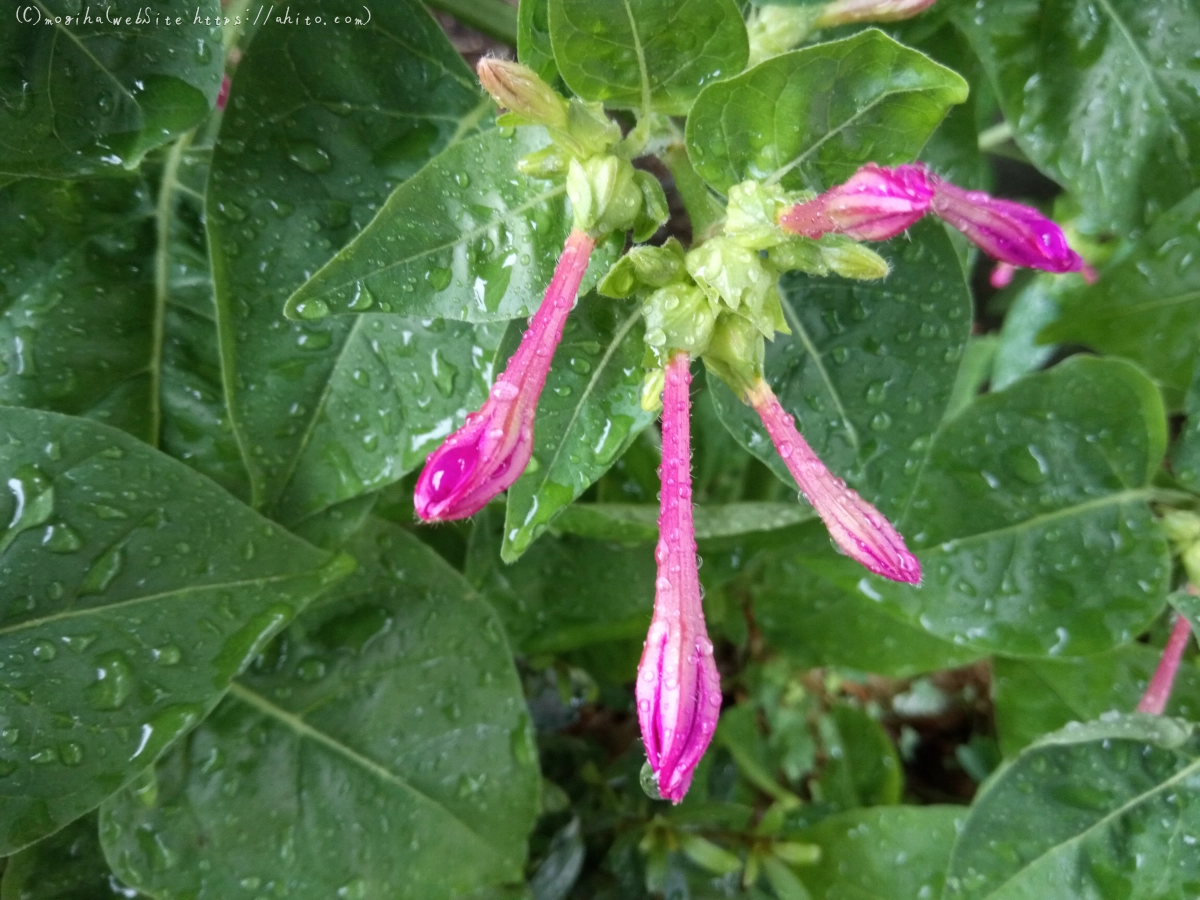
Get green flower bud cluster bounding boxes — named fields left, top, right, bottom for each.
left=599, top=180, right=891, bottom=408
left=1161, top=510, right=1200, bottom=584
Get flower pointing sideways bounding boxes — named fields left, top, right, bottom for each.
left=414, top=60, right=667, bottom=522
left=778, top=162, right=1089, bottom=276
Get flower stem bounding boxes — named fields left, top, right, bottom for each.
left=1137, top=613, right=1193, bottom=715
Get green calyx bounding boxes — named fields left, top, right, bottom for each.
left=702, top=313, right=766, bottom=399
left=1162, top=510, right=1200, bottom=584
left=567, top=156, right=669, bottom=240
left=686, top=236, right=787, bottom=339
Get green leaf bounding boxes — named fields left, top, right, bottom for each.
left=0, top=407, right=345, bottom=854
left=1041, top=188, right=1200, bottom=410
left=0, top=0, right=224, bottom=178
left=271, top=317, right=504, bottom=526
left=750, top=521, right=983, bottom=677
left=990, top=275, right=1060, bottom=391
left=950, top=0, right=1200, bottom=232
left=0, top=813, right=137, bottom=900
left=548, top=0, right=749, bottom=115
left=992, top=646, right=1200, bottom=757
left=944, top=715, right=1200, bottom=899
left=518, top=0, right=559, bottom=84
left=815, top=704, right=903, bottom=809
left=685, top=29, right=968, bottom=193
left=467, top=508, right=655, bottom=654
left=101, top=519, right=539, bottom=899
left=1171, top=362, right=1200, bottom=491
left=794, top=806, right=964, bottom=900
left=501, top=295, right=655, bottom=561
left=945, top=335, right=1000, bottom=421
left=284, top=127, right=620, bottom=322
left=712, top=220, right=972, bottom=519
left=0, top=177, right=155, bottom=439
left=551, top=501, right=815, bottom=543
left=206, top=0, right=489, bottom=511
left=867, top=357, right=1170, bottom=657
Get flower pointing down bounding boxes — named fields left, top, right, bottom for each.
left=414, top=229, right=596, bottom=521
left=637, top=351, right=722, bottom=803
left=746, top=379, right=921, bottom=584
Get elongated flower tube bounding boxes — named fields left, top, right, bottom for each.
left=929, top=179, right=1086, bottom=274
left=746, top=379, right=921, bottom=584
left=638, top=351, right=722, bottom=803
left=414, top=230, right=595, bottom=521
left=778, top=163, right=933, bottom=242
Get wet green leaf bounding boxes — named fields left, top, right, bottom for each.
left=551, top=501, right=815, bottom=543
left=951, top=0, right=1200, bottom=232
left=206, top=0, right=489, bottom=511
left=880, top=357, right=1170, bottom=657
left=1171, top=361, right=1200, bottom=492
left=712, top=220, right=971, bottom=520
left=814, top=704, right=903, bottom=809
left=0, top=0, right=223, bottom=178
left=944, top=716, right=1200, bottom=899
left=0, top=813, right=137, bottom=900
left=502, top=295, right=654, bottom=561
left=685, top=29, right=967, bottom=193
left=990, top=275, right=1060, bottom=392
left=518, top=0, right=559, bottom=84
left=993, top=646, right=1200, bottom=757
left=548, top=0, right=748, bottom=115
left=795, top=806, right=964, bottom=900
left=468, top=508, right=655, bottom=655
left=1042, top=188, right=1200, bottom=410
left=285, top=127, right=620, bottom=322
left=101, top=519, right=539, bottom=899
left=0, top=407, right=345, bottom=854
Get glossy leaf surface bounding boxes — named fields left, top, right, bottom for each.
left=944, top=716, right=1200, bottom=899
left=207, top=0, right=485, bottom=510
left=0, top=408, right=343, bottom=854
left=1042, top=188, right=1200, bottom=410
left=0, top=813, right=135, bottom=900
left=502, top=294, right=654, bottom=561
left=548, top=0, right=748, bottom=115
left=952, top=0, right=1200, bottom=231
left=686, top=30, right=968, bottom=192
left=101, top=520, right=539, bottom=900
left=284, top=128, right=618, bottom=322
left=0, top=0, right=223, bottom=178
left=796, top=806, right=964, bottom=900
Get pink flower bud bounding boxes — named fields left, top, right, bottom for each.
left=815, top=0, right=938, bottom=27
left=989, top=261, right=1016, bottom=289
left=778, top=163, right=933, bottom=242
left=747, top=380, right=921, bottom=584
left=217, top=74, right=231, bottom=111
left=414, top=230, right=596, bottom=521
left=929, top=179, right=1085, bottom=274
left=637, top=352, right=722, bottom=804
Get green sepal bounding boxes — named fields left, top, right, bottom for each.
left=568, top=155, right=661, bottom=238
left=597, top=238, right=688, bottom=298
left=516, top=143, right=570, bottom=179
left=724, top=179, right=807, bottom=250
left=642, top=283, right=717, bottom=362
left=819, top=235, right=891, bottom=280
left=686, top=236, right=781, bottom=338
left=632, top=169, right=670, bottom=242
left=701, top=312, right=766, bottom=399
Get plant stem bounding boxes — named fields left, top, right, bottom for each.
left=977, top=121, right=1014, bottom=152
left=425, top=0, right=518, bottom=45
left=1137, top=613, right=1193, bottom=714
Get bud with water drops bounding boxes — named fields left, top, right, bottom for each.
left=744, top=378, right=922, bottom=584
left=637, top=351, right=723, bottom=803
left=778, top=163, right=934, bottom=242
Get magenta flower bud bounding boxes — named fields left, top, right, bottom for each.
left=929, top=179, right=1085, bottom=274
left=746, top=380, right=921, bottom=584
left=778, top=163, right=933, bottom=242
left=637, top=351, right=722, bottom=804
left=414, top=230, right=596, bottom=521
left=989, top=261, right=1017, bottom=289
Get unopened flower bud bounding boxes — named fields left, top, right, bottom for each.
left=929, top=179, right=1086, bottom=274
left=778, top=163, right=933, bottom=242
left=814, top=0, right=938, bottom=29
left=638, top=352, right=722, bottom=803
left=477, top=58, right=569, bottom=131
left=599, top=239, right=688, bottom=299
left=819, top=237, right=891, bottom=280
left=415, top=230, right=596, bottom=520
left=746, top=379, right=921, bottom=583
